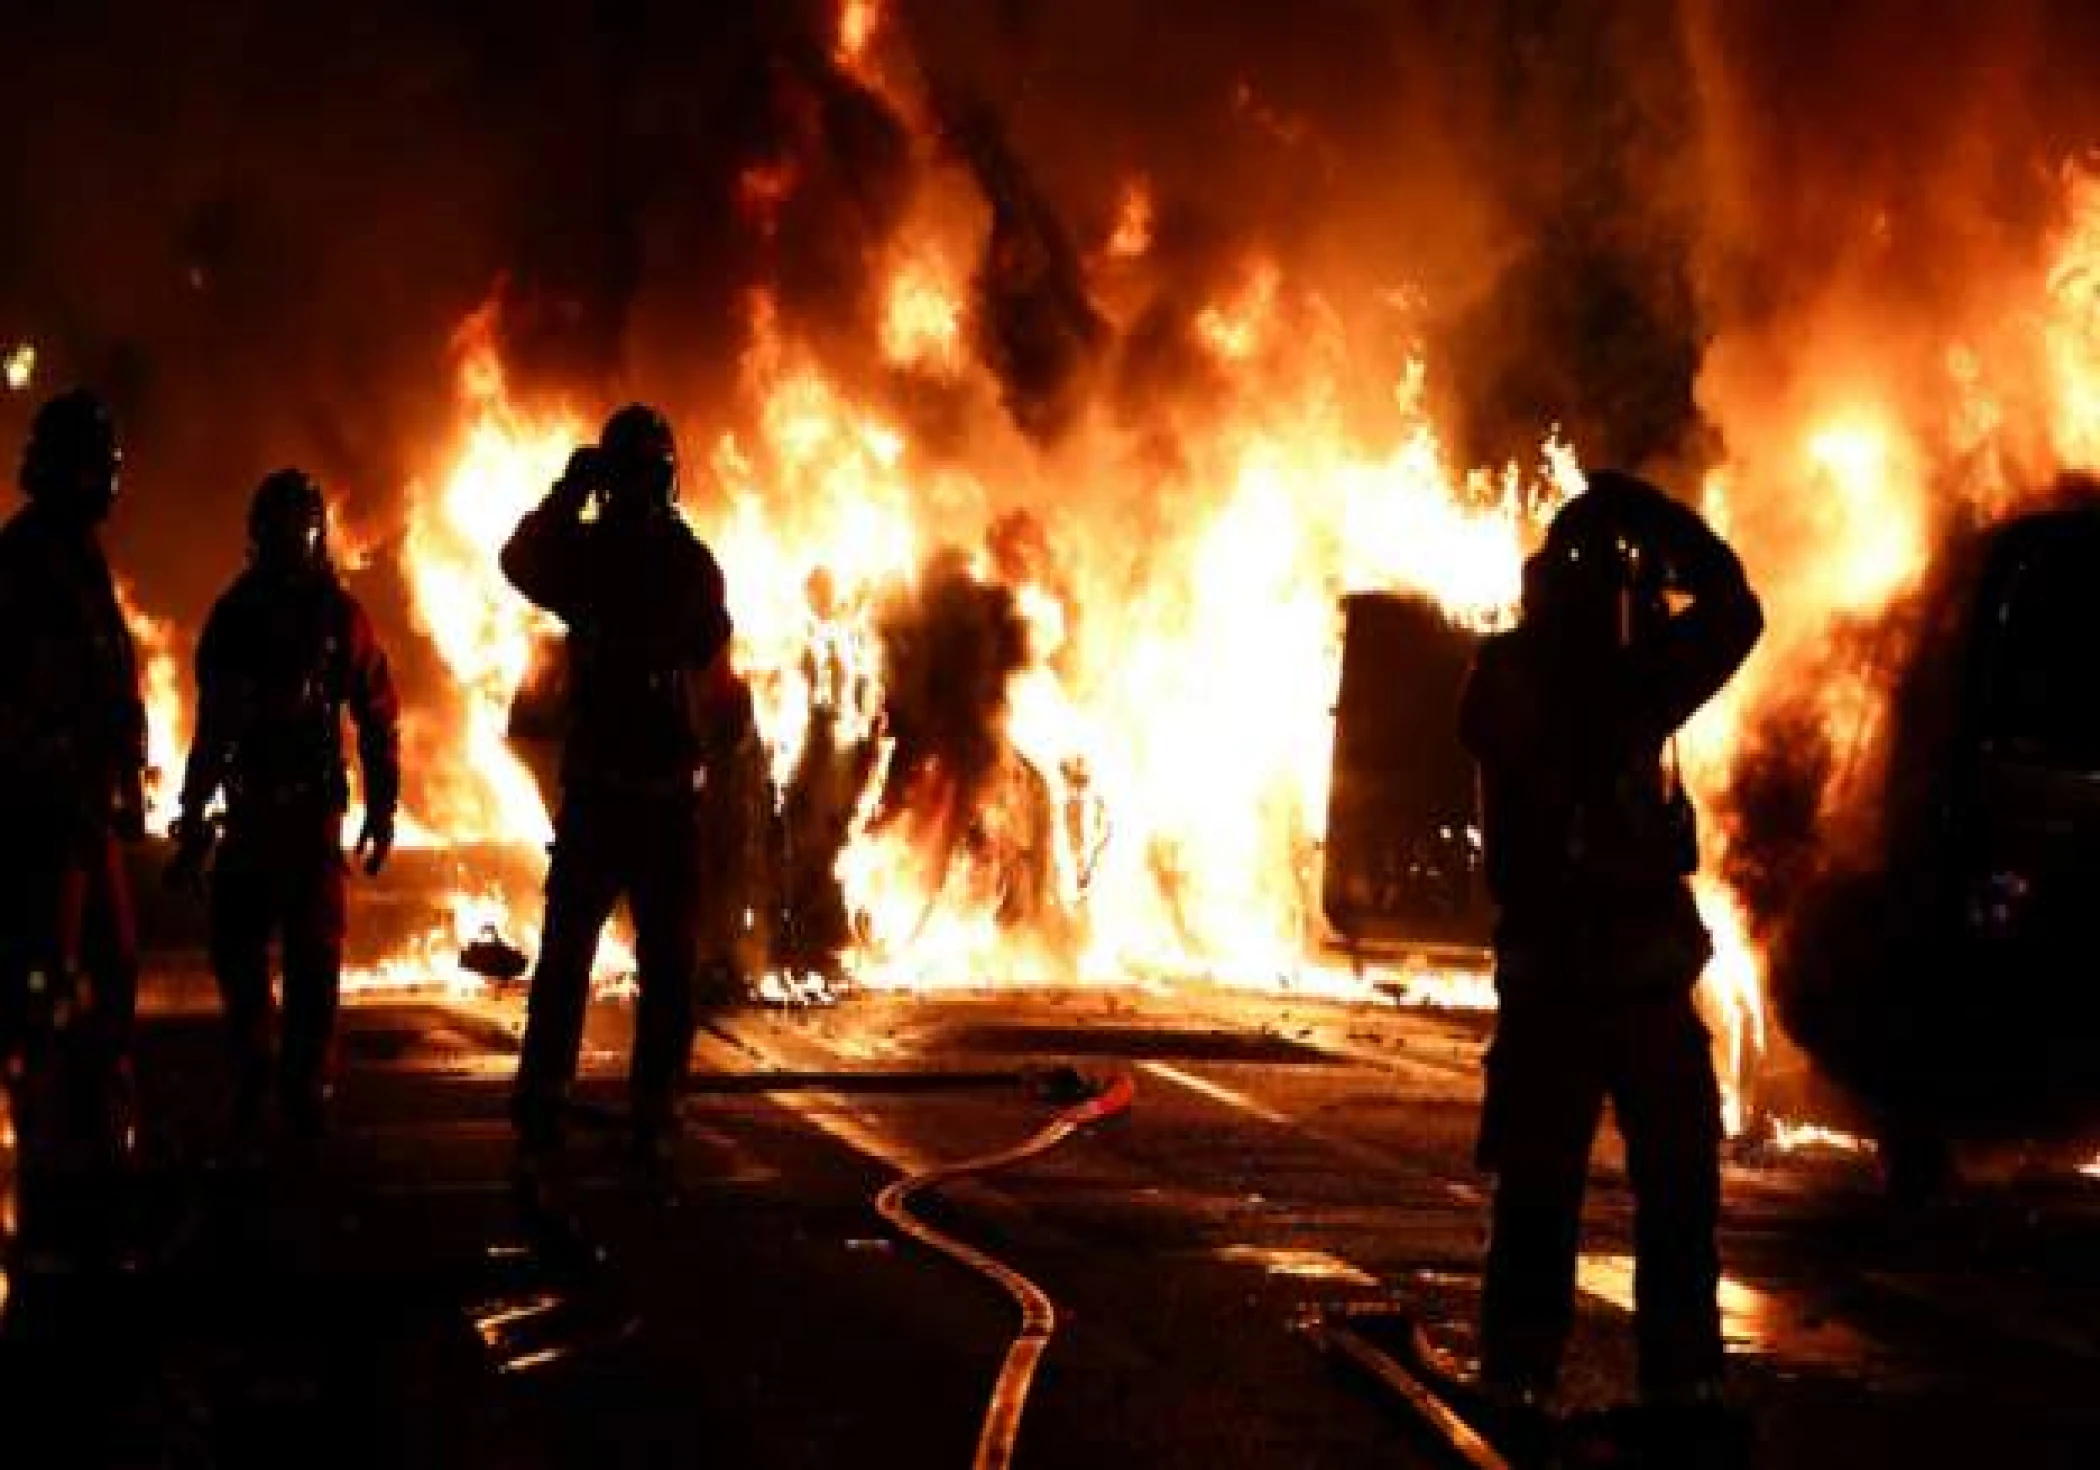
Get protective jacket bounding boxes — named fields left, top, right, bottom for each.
left=1460, top=529, right=1762, bottom=998
left=179, top=567, right=400, bottom=823
left=0, top=503, right=146, bottom=828
left=499, top=499, right=732, bottom=795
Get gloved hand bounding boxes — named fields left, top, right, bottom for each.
left=356, top=808, right=395, bottom=877
left=552, top=446, right=605, bottom=516
left=163, top=812, right=214, bottom=893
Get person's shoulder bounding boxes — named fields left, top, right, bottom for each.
left=1461, top=626, right=1548, bottom=733
left=321, top=576, right=386, bottom=641
left=664, top=511, right=707, bottom=549
left=211, top=570, right=264, bottom=621
left=670, top=516, right=724, bottom=573
left=321, top=572, right=362, bottom=616
left=0, top=506, right=51, bottom=563
left=1469, top=627, right=1530, bottom=683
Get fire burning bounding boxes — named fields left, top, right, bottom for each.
left=116, top=579, right=190, bottom=834
left=384, top=270, right=1551, bottom=1009
left=81, top=0, right=2100, bottom=1157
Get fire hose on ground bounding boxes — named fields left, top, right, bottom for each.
left=873, top=1071, right=1136, bottom=1470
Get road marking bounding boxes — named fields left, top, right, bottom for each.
left=1139, top=1060, right=1296, bottom=1126
left=691, top=1029, right=940, bottom=1176
left=1139, top=1060, right=1486, bottom=1206
left=1213, top=1245, right=1382, bottom=1288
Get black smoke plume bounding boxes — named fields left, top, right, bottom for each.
left=873, top=547, right=1030, bottom=830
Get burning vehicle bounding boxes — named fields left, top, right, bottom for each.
left=1744, top=484, right=2100, bottom=1183
left=503, top=546, right=1065, bottom=999
left=1321, top=591, right=1493, bottom=971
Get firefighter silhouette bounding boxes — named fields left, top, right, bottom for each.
left=0, top=390, right=147, bottom=1264
left=168, top=468, right=400, bottom=1139
left=501, top=404, right=733, bottom=1170
left=1460, top=471, right=1762, bottom=1413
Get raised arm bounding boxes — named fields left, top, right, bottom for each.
left=499, top=450, right=598, bottom=619
left=1618, top=489, right=1765, bottom=741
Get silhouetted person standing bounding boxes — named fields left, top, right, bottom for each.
left=502, top=405, right=732, bottom=1172
left=0, top=389, right=147, bottom=1252
left=1460, top=472, right=1762, bottom=1422
left=168, top=469, right=400, bottom=1140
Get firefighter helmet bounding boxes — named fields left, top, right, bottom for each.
left=597, top=402, right=678, bottom=512
left=1522, top=469, right=1672, bottom=647
left=19, top=387, right=122, bottom=522
left=248, top=467, right=329, bottom=572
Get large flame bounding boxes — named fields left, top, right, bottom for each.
left=398, top=305, right=579, bottom=848
left=381, top=252, right=1555, bottom=1017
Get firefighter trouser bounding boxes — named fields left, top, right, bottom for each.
left=513, top=790, right=704, bottom=1142
left=210, top=810, right=347, bottom=1112
left=1, top=808, right=138, bottom=1267
left=0, top=809, right=138, bottom=1132
left=1476, top=988, right=1724, bottom=1399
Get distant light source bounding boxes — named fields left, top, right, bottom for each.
left=3, top=342, right=33, bottom=392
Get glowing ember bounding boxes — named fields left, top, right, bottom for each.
left=3, top=341, right=33, bottom=392
left=1768, top=1120, right=1874, bottom=1156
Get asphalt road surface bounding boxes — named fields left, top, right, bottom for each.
left=5, top=974, right=2099, bottom=1468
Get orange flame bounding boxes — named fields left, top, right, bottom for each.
left=150, top=135, right=2100, bottom=1167
left=1106, top=179, right=1154, bottom=262
left=385, top=264, right=1554, bottom=1011
left=114, top=578, right=189, bottom=834
left=836, top=0, right=883, bottom=69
